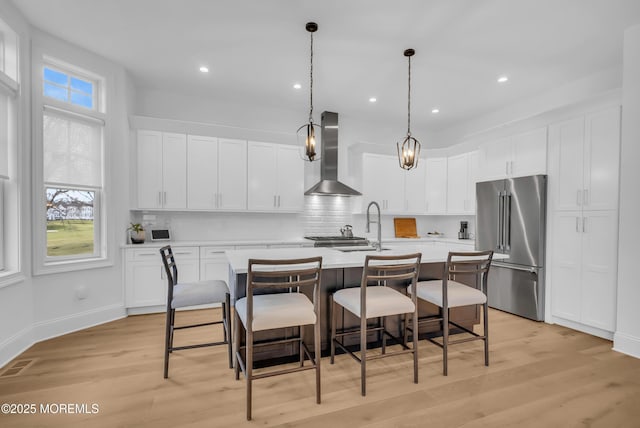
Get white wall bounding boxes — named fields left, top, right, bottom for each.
left=28, top=30, right=132, bottom=341
left=614, top=24, right=640, bottom=358
left=0, top=10, right=134, bottom=367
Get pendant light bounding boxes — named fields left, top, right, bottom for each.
left=298, top=22, right=319, bottom=162
left=397, top=48, right=421, bottom=170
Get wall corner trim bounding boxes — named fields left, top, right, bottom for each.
left=613, top=331, right=640, bottom=359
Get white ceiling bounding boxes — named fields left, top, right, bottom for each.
left=13, top=0, right=640, bottom=134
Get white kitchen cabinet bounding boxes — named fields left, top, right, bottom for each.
left=477, top=128, right=547, bottom=181
left=125, top=246, right=199, bottom=309
left=136, top=130, right=187, bottom=209
left=425, top=157, right=448, bottom=214
left=361, top=153, right=423, bottom=214
left=247, top=142, right=304, bottom=212
left=446, top=151, right=477, bottom=214
left=548, top=107, right=620, bottom=212
left=187, top=136, right=247, bottom=210
left=404, top=165, right=428, bottom=214
left=200, top=246, right=231, bottom=282
left=548, top=105, right=621, bottom=337
left=550, top=210, right=618, bottom=332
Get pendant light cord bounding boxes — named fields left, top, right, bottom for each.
left=309, top=31, right=314, bottom=123
left=407, top=55, right=411, bottom=136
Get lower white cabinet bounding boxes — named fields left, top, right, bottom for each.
left=125, top=246, right=199, bottom=309
left=200, top=246, right=232, bottom=281
left=550, top=210, right=618, bottom=333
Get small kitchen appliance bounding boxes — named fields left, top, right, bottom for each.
left=458, top=221, right=469, bottom=239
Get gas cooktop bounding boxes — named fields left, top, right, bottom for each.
left=304, top=236, right=369, bottom=247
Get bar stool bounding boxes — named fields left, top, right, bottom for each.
left=407, top=250, right=493, bottom=375
left=159, top=245, right=232, bottom=378
left=234, top=257, right=322, bottom=421
left=330, top=253, right=421, bottom=396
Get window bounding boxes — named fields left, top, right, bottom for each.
left=0, top=14, right=18, bottom=283
left=43, top=66, right=95, bottom=109
left=39, top=59, right=106, bottom=266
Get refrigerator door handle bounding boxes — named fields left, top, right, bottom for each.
left=497, top=192, right=504, bottom=250
left=492, top=261, right=537, bottom=273
left=504, top=193, right=511, bottom=251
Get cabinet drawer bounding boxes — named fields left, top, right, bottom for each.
left=127, top=246, right=199, bottom=261
left=201, top=246, right=232, bottom=259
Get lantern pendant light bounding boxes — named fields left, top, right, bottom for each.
left=397, top=48, right=421, bottom=170
left=298, top=22, right=319, bottom=162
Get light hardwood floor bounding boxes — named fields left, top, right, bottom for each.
left=1, top=308, right=639, bottom=427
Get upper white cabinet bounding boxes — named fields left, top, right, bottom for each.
left=362, top=153, right=424, bottom=214
left=477, top=127, right=547, bottom=181
left=137, top=130, right=187, bottom=209
left=447, top=151, right=477, bottom=214
left=424, top=157, right=447, bottom=214
left=187, top=136, right=247, bottom=210
left=247, top=142, right=304, bottom=212
left=548, top=107, right=621, bottom=212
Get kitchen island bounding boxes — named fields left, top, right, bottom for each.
left=226, top=244, right=506, bottom=360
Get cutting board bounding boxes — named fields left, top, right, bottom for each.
left=394, top=218, right=418, bottom=238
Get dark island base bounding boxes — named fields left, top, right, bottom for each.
left=233, top=262, right=480, bottom=364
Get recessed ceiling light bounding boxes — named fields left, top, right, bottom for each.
left=497, top=75, right=509, bottom=83
left=431, top=108, right=440, bottom=114
left=293, top=83, right=302, bottom=89
left=199, top=66, right=209, bottom=73
left=369, top=97, right=377, bottom=103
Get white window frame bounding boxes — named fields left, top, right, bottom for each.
left=0, top=179, right=4, bottom=272
left=0, top=11, right=23, bottom=288
left=32, top=45, right=112, bottom=275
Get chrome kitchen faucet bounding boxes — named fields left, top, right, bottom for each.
left=366, top=201, right=382, bottom=251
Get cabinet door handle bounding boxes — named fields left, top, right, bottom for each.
left=160, top=266, right=165, bottom=280
left=575, top=216, right=580, bottom=233
left=510, top=161, right=514, bottom=175
left=277, top=195, right=281, bottom=207
left=163, top=191, right=167, bottom=205
left=158, top=191, right=162, bottom=206
left=583, top=189, right=589, bottom=206
left=576, top=189, right=582, bottom=206
left=582, top=217, right=587, bottom=233
left=213, top=192, right=218, bottom=208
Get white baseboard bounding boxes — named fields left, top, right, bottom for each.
left=32, top=304, right=127, bottom=343
left=552, top=316, right=614, bottom=340
left=613, top=331, right=640, bottom=359
left=0, top=326, right=35, bottom=370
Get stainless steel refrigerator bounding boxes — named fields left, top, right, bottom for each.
left=475, top=175, right=546, bottom=321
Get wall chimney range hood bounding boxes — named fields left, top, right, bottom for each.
left=304, top=111, right=361, bottom=196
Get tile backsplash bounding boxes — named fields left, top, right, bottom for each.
left=131, top=196, right=473, bottom=242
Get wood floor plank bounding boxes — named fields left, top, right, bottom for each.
left=0, top=308, right=639, bottom=427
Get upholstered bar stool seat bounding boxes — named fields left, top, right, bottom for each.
left=235, top=293, right=316, bottom=331
left=333, top=286, right=415, bottom=318
left=172, top=280, right=229, bottom=309
left=408, top=280, right=487, bottom=308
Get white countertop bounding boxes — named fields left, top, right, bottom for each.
left=226, top=243, right=501, bottom=274
left=121, top=237, right=474, bottom=249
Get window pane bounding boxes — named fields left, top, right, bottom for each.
left=44, top=82, right=68, bottom=102
left=71, top=77, right=92, bottom=95
left=46, top=188, right=94, bottom=257
left=44, top=67, right=68, bottom=85
left=71, top=91, right=93, bottom=109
